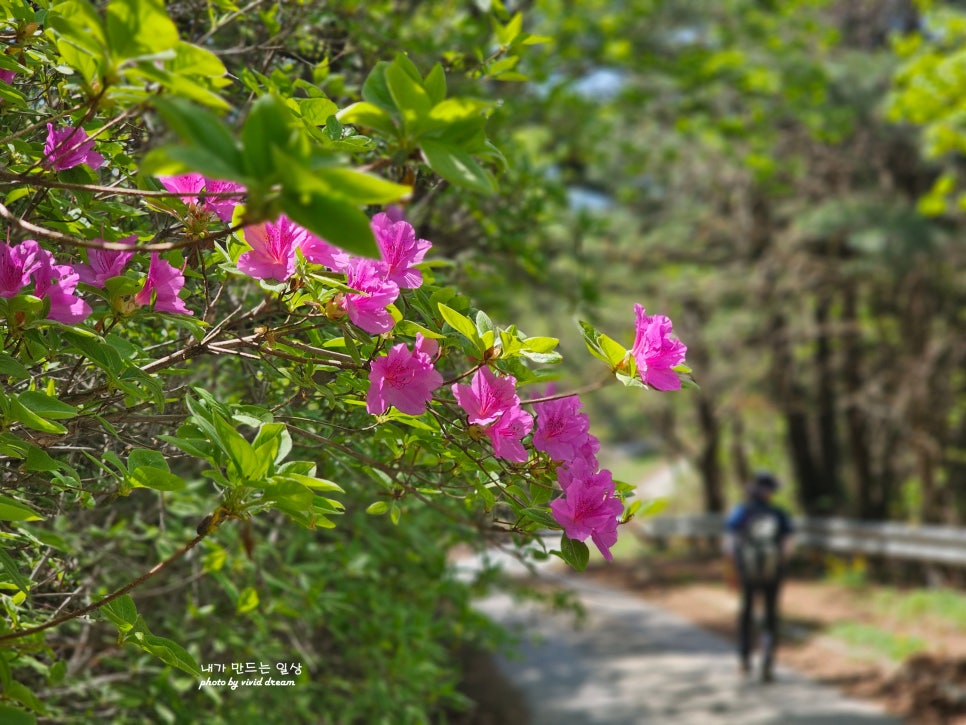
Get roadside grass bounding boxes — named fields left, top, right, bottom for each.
left=826, top=622, right=928, bottom=662
left=872, top=587, right=966, bottom=630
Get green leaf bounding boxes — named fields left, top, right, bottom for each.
left=366, top=501, right=390, bottom=516
left=137, top=634, right=202, bottom=677
left=62, top=329, right=123, bottom=374
left=0, top=354, right=29, bottom=380
left=577, top=319, right=611, bottom=365
left=170, top=41, right=227, bottom=78
left=280, top=188, right=378, bottom=258
left=131, top=62, right=230, bottom=111
left=521, top=507, right=558, bottom=530
left=128, top=467, right=186, bottom=491
left=105, top=0, right=179, bottom=60
left=0, top=704, right=36, bottom=725
left=438, top=303, right=483, bottom=351
left=212, top=414, right=258, bottom=481
left=558, top=535, right=590, bottom=572
left=275, top=473, right=343, bottom=493
left=311, top=168, right=412, bottom=205
left=152, top=97, right=244, bottom=178
left=427, top=97, right=490, bottom=126
left=17, top=392, right=76, bottom=420
left=598, top=334, right=628, bottom=368
left=236, top=586, right=259, bottom=614
left=495, top=12, right=523, bottom=46
left=252, top=422, right=290, bottom=472
left=24, top=446, right=65, bottom=473
left=616, top=372, right=646, bottom=389
left=48, top=661, right=66, bottom=686
left=7, top=398, right=66, bottom=435
left=241, top=94, right=294, bottom=179
left=141, top=145, right=243, bottom=183
left=523, top=336, right=559, bottom=354
left=361, top=61, right=396, bottom=112
left=296, top=97, right=338, bottom=126
left=101, top=594, right=138, bottom=633
left=127, top=449, right=167, bottom=472
left=421, top=140, right=496, bottom=194
left=47, top=1, right=107, bottom=83
left=385, top=61, right=432, bottom=131
left=0, top=548, right=30, bottom=595
left=424, top=63, right=447, bottom=105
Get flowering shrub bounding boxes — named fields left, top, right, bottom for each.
left=0, top=1, right=689, bottom=720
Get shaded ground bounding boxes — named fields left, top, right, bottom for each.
left=470, top=576, right=900, bottom=724
left=582, top=553, right=966, bottom=724
left=452, top=546, right=903, bottom=724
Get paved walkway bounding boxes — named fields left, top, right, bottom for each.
left=468, top=554, right=902, bottom=725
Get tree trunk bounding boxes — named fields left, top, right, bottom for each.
left=730, top=413, right=752, bottom=492
left=842, top=288, right=876, bottom=519
left=769, top=313, right=825, bottom=514
left=814, top=295, right=841, bottom=506
left=696, top=394, right=724, bottom=513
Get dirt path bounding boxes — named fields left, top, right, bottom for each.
left=472, top=564, right=902, bottom=724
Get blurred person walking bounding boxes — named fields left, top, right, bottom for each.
left=723, top=472, right=794, bottom=682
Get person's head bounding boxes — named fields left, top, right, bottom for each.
left=748, top=471, right=779, bottom=501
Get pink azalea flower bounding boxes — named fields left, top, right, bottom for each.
left=366, top=334, right=443, bottom=416
left=631, top=304, right=687, bottom=391
left=159, top=174, right=245, bottom=223
left=557, top=456, right=612, bottom=492
left=0, top=240, right=42, bottom=297
left=238, top=215, right=305, bottom=282
left=485, top=406, right=534, bottom=463
left=300, top=234, right=351, bottom=271
left=159, top=173, right=205, bottom=204
left=371, top=212, right=431, bottom=289
left=32, top=251, right=91, bottom=324
left=43, top=123, right=104, bottom=171
left=340, top=258, right=399, bottom=335
left=452, top=366, right=520, bottom=426
left=75, top=235, right=136, bottom=287
left=533, top=394, right=591, bottom=461
left=591, top=518, right=620, bottom=561
left=135, top=253, right=192, bottom=315
left=205, top=178, right=246, bottom=223
left=573, top=435, right=601, bottom=468
left=0, top=69, right=16, bottom=85
left=550, top=479, right=624, bottom=561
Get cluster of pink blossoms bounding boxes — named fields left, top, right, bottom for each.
left=232, top=206, right=430, bottom=336
left=0, top=239, right=90, bottom=323
left=453, top=367, right=534, bottom=463
left=536, top=392, right=623, bottom=560
left=0, top=129, right=192, bottom=324
left=0, top=238, right=192, bottom=322
left=158, top=173, right=245, bottom=224
left=366, top=334, right=443, bottom=416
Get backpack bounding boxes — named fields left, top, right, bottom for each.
left=737, top=506, right=783, bottom=583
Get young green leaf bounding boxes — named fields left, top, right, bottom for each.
left=421, top=140, right=496, bottom=194
left=558, top=535, right=590, bottom=571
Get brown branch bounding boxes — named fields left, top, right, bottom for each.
left=0, top=169, right=246, bottom=200
left=0, top=201, right=247, bottom=251
left=519, top=375, right=612, bottom=407
left=0, top=528, right=213, bottom=646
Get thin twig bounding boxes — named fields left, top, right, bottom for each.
left=0, top=528, right=213, bottom=646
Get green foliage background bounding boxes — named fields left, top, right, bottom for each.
left=1, top=0, right=965, bottom=723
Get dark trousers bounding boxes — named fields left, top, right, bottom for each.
left=738, top=576, right=781, bottom=667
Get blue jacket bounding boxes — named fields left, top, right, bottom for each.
left=725, top=499, right=793, bottom=540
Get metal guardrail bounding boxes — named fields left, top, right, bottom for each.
left=634, top=514, right=966, bottom=566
